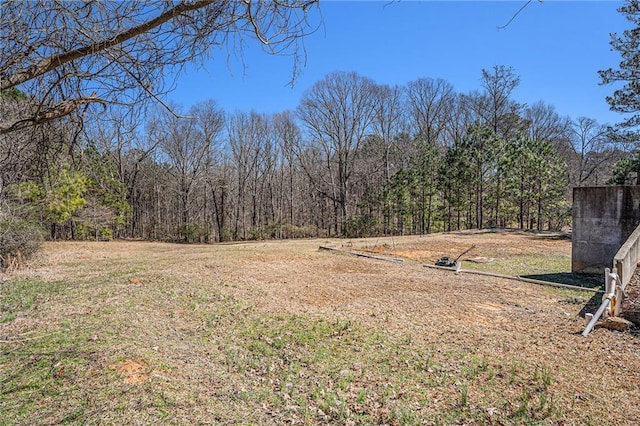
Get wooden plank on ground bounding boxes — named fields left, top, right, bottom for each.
left=319, top=245, right=404, bottom=263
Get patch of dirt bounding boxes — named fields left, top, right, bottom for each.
left=358, top=229, right=570, bottom=263
left=109, top=358, right=150, bottom=384
left=467, top=256, right=494, bottom=263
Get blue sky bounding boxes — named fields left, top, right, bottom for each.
left=168, top=1, right=628, bottom=126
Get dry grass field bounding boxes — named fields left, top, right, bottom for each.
left=1, top=230, right=639, bottom=425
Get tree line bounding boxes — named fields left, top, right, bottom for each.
left=0, top=66, right=626, bottom=244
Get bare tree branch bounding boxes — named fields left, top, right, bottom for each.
left=0, top=1, right=216, bottom=91
left=497, top=0, right=541, bottom=30
left=0, top=0, right=320, bottom=134
left=0, top=94, right=105, bottom=135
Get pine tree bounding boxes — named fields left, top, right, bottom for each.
left=600, top=0, right=640, bottom=183
left=600, top=0, right=640, bottom=135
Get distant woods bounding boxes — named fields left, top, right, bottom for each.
left=0, top=66, right=628, bottom=243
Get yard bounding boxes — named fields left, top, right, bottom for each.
left=1, top=230, right=639, bottom=425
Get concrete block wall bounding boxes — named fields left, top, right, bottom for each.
left=572, top=186, right=640, bottom=274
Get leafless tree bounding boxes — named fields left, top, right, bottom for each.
left=569, top=117, right=615, bottom=186
left=405, top=78, right=455, bottom=146
left=370, top=84, right=405, bottom=182
left=0, top=96, right=37, bottom=193
left=468, top=65, right=522, bottom=138
left=368, top=84, right=406, bottom=233
left=297, top=71, right=377, bottom=235
left=207, top=157, right=233, bottom=242
left=524, top=101, right=571, bottom=143
left=0, top=91, right=83, bottom=199
left=156, top=101, right=224, bottom=240
left=228, top=111, right=266, bottom=240
left=84, top=106, right=173, bottom=238
left=404, top=78, right=456, bottom=233
left=0, top=0, right=319, bottom=135
left=441, top=93, right=474, bottom=146
left=273, top=111, right=302, bottom=229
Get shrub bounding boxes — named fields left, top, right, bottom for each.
left=100, top=226, right=114, bottom=241
left=75, top=222, right=114, bottom=241
left=343, top=215, right=382, bottom=238
left=178, top=223, right=209, bottom=243
left=0, top=216, right=44, bottom=271
left=280, top=224, right=320, bottom=239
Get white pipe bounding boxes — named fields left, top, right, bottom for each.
left=582, top=293, right=614, bottom=336
left=581, top=269, right=617, bottom=337
left=422, top=263, right=603, bottom=293
left=515, top=276, right=602, bottom=293
left=585, top=313, right=594, bottom=327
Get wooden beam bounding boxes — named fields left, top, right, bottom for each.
left=319, top=245, right=404, bottom=263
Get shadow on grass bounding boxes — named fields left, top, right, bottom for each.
left=578, top=292, right=604, bottom=318
left=520, top=272, right=603, bottom=318
left=520, top=272, right=602, bottom=289
left=529, top=233, right=572, bottom=241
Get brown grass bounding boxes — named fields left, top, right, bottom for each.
left=1, top=230, right=638, bottom=425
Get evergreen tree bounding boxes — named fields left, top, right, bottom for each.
left=600, top=0, right=640, bottom=183
left=79, top=144, right=132, bottom=239
left=15, top=168, right=88, bottom=239
left=501, top=136, right=568, bottom=229
left=412, top=139, right=441, bottom=234
left=600, top=0, right=640, bottom=136
left=438, top=140, right=474, bottom=231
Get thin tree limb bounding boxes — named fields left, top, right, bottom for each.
left=0, top=94, right=106, bottom=135
left=0, top=0, right=215, bottom=90
left=497, top=0, right=537, bottom=30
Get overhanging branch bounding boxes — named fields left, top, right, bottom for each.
left=0, top=94, right=106, bottom=135
left=0, top=0, right=215, bottom=91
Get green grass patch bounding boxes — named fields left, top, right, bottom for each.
left=463, top=253, right=571, bottom=277
left=0, top=279, right=66, bottom=323
left=218, top=312, right=568, bottom=424
left=1, top=329, right=96, bottom=425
